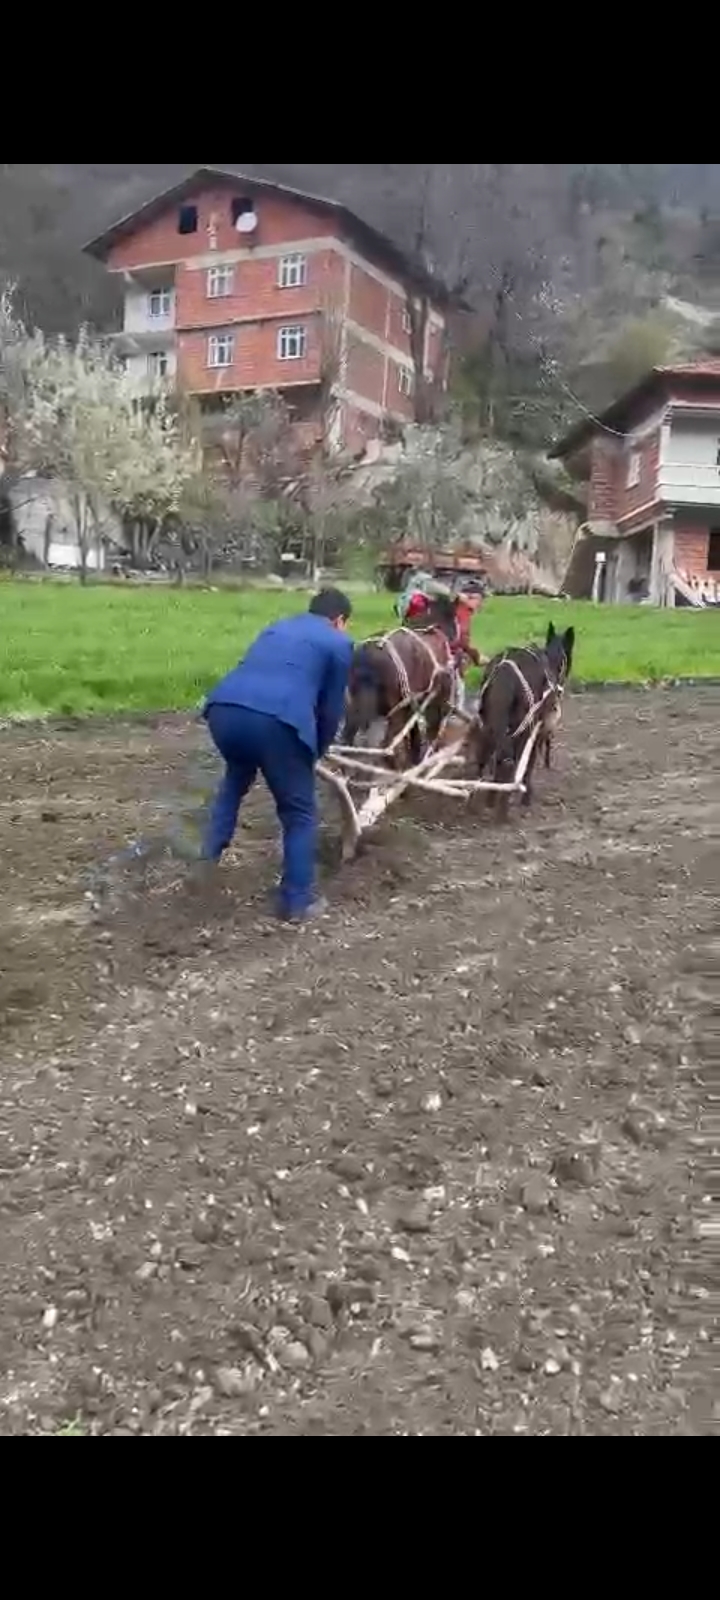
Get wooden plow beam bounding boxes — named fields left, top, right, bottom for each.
left=318, top=719, right=542, bottom=861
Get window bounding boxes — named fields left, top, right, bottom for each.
left=149, top=289, right=172, bottom=320
left=398, top=365, right=414, bottom=397
left=148, top=351, right=169, bottom=380
left=627, top=451, right=642, bottom=489
left=208, top=265, right=234, bottom=299
left=231, top=197, right=255, bottom=225
left=709, top=530, right=720, bottom=571
left=278, top=325, right=307, bottom=362
left=402, top=307, right=414, bottom=336
left=279, top=254, right=308, bottom=290
left=178, top=204, right=199, bottom=236
left=208, top=333, right=235, bottom=370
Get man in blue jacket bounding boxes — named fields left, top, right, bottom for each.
left=202, top=590, right=354, bottom=922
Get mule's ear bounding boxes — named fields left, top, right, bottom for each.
left=546, top=622, right=556, bottom=645
left=564, top=627, right=576, bottom=652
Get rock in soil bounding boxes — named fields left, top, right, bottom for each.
left=306, top=1331, right=331, bottom=1364
left=215, top=1367, right=254, bottom=1400
left=284, top=1343, right=312, bottom=1372
left=521, top=1177, right=554, bottom=1216
left=332, top=1155, right=366, bottom=1184
left=398, top=1203, right=432, bottom=1235
left=552, top=1151, right=599, bottom=1189
left=302, top=1295, right=334, bottom=1330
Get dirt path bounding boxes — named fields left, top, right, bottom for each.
left=0, top=690, right=716, bottom=1436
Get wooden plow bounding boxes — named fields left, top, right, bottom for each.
left=318, top=714, right=543, bottom=862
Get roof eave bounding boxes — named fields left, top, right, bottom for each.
left=550, top=370, right=666, bottom=459
left=551, top=364, right=720, bottom=459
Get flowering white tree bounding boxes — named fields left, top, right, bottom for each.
left=1, top=294, right=199, bottom=578
left=107, top=388, right=200, bottom=569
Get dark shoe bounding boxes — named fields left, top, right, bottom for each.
left=278, top=896, right=329, bottom=926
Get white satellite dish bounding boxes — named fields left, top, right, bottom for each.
left=236, top=211, right=258, bottom=235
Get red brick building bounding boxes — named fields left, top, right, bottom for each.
left=85, top=168, right=449, bottom=454
left=553, top=361, right=720, bottom=605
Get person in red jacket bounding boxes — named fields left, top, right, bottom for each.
left=451, top=591, right=484, bottom=710
left=401, top=581, right=485, bottom=709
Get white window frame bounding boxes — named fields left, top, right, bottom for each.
left=627, top=451, right=642, bottom=489
left=398, top=365, right=415, bottom=398
left=279, top=254, right=308, bottom=290
left=148, top=288, right=172, bottom=321
left=148, top=351, right=170, bottom=381
left=208, top=333, right=235, bottom=370
left=207, top=264, right=234, bottom=300
left=278, top=325, right=307, bottom=362
left=402, top=307, right=414, bottom=336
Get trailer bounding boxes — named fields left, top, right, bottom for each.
left=376, top=543, right=489, bottom=595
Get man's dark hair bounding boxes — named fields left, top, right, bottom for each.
left=309, top=588, right=353, bottom=622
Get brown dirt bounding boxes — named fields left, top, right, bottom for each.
left=0, top=690, right=716, bottom=1437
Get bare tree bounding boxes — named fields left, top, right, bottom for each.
left=214, top=390, right=293, bottom=495
left=400, top=165, right=502, bottom=426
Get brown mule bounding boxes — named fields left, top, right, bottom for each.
left=343, top=595, right=461, bottom=768
left=473, top=623, right=575, bottom=817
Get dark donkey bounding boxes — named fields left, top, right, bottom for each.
left=343, top=594, right=459, bottom=768
left=473, top=623, right=575, bottom=815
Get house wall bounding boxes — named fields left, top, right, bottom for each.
left=177, top=247, right=342, bottom=332
left=588, top=438, right=621, bottom=520
left=674, top=520, right=720, bottom=579
left=345, top=335, right=385, bottom=410
left=589, top=429, right=661, bottom=523
left=178, top=317, right=321, bottom=395
left=124, top=283, right=176, bottom=334
left=107, top=189, right=338, bottom=274
left=125, top=349, right=178, bottom=386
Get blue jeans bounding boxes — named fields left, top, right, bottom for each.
left=204, top=705, right=317, bottom=916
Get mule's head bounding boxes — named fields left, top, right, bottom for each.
left=546, top=622, right=575, bottom=683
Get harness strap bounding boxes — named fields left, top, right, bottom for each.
left=382, top=636, right=413, bottom=705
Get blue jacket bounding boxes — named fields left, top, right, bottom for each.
left=205, top=613, right=353, bottom=758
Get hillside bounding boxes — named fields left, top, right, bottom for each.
left=2, top=163, right=720, bottom=442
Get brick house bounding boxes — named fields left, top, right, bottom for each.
left=85, top=167, right=450, bottom=455
left=552, top=360, right=720, bottom=606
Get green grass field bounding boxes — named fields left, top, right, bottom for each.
left=0, top=580, right=718, bottom=719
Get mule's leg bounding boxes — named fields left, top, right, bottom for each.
left=471, top=722, right=492, bottom=777
left=425, top=690, right=449, bottom=753
left=408, top=722, right=424, bottom=768
left=468, top=722, right=497, bottom=809
left=386, top=706, right=410, bottom=770
left=544, top=735, right=553, bottom=771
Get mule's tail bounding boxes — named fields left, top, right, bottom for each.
left=345, top=644, right=387, bottom=741
left=349, top=643, right=382, bottom=692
